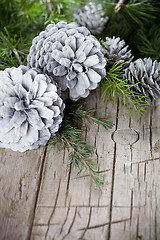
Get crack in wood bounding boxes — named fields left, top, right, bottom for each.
left=150, top=108, right=153, bottom=158
left=44, top=179, right=61, bottom=240
left=65, top=163, right=72, bottom=206
left=155, top=193, right=158, bottom=240
left=131, top=157, right=160, bottom=165
left=37, top=205, right=109, bottom=208
left=79, top=218, right=131, bottom=230
left=136, top=216, right=139, bottom=240
left=18, top=176, right=24, bottom=200
left=144, top=162, right=147, bottom=182
left=59, top=199, right=71, bottom=236
left=27, top=147, right=48, bottom=240
left=72, top=169, right=111, bottom=180
left=107, top=100, right=120, bottom=240
left=130, top=145, right=133, bottom=174
left=62, top=207, right=77, bottom=240
left=130, top=189, right=133, bottom=222
left=79, top=207, right=92, bottom=239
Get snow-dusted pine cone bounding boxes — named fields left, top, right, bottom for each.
left=27, top=21, right=106, bottom=101
left=73, top=2, right=109, bottom=36
left=0, top=66, right=65, bottom=152
left=124, top=58, right=160, bottom=102
left=102, top=36, right=134, bottom=68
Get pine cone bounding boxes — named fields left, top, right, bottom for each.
left=27, top=21, right=106, bottom=101
left=124, top=58, right=160, bottom=102
left=73, top=2, right=109, bottom=36
left=0, top=66, right=65, bottom=152
left=102, top=36, right=134, bottom=68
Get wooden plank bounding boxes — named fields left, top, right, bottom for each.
left=0, top=147, right=46, bottom=240
left=31, top=91, right=117, bottom=240
left=110, top=99, right=160, bottom=240
left=31, top=95, right=160, bottom=240
left=1, top=92, right=160, bottom=240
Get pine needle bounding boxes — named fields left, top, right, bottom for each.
left=48, top=101, right=112, bottom=188
left=100, top=62, right=150, bottom=118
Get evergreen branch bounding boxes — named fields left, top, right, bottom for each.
left=48, top=102, right=111, bottom=187
left=48, top=125, right=103, bottom=187
left=69, top=103, right=112, bottom=130
left=119, top=0, right=159, bottom=27
left=13, top=48, right=22, bottom=65
left=100, top=62, right=149, bottom=118
left=46, top=0, right=53, bottom=13
left=63, top=136, right=103, bottom=187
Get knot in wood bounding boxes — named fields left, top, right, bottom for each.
left=112, top=128, right=139, bottom=145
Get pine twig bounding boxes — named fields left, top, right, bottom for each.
left=48, top=102, right=111, bottom=188
left=13, top=48, right=22, bottom=65
left=46, top=0, right=53, bottom=14
left=110, top=79, right=142, bottom=112
left=63, top=136, right=101, bottom=185
left=115, top=0, right=126, bottom=13
left=100, top=62, right=149, bottom=117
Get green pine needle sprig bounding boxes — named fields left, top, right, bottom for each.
left=48, top=102, right=112, bottom=188
left=100, top=62, right=150, bottom=118
left=120, top=0, right=159, bottom=28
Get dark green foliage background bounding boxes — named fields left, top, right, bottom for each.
left=0, top=0, right=160, bottom=70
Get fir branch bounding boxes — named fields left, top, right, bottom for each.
left=48, top=125, right=103, bottom=187
left=12, top=48, right=22, bottom=65
left=46, top=0, right=53, bottom=13
left=68, top=103, right=112, bottom=130
left=64, top=136, right=103, bottom=187
left=100, top=62, right=149, bottom=118
left=48, top=102, right=112, bottom=187
left=120, top=0, right=159, bottom=27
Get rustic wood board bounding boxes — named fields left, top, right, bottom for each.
left=0, top=91, right=160, bottom=240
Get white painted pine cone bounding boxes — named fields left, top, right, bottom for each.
left=74, top=2, right=109, bottom=35
left=27, top=21, right=106, bottom=101
left=0, top=66, right=65, bottom=152
left=102, top=36, right=134, bottom=68
left=124, top=58, right=160, bottom=102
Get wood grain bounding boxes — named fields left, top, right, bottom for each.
left=0, top=147, right=46, bottom=240
left=0, top=91, right=160, bottom=240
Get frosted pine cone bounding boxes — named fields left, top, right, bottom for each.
left=73, top=2, right=109, bottom=36
left=124, top=58, right=160, bottom=102
left=27, top=21, right=106, bottom=101
left=102, top=36, right=134, bottom=68
left=0, top=66, right=65, bottom=152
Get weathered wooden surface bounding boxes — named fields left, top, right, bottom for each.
left=0, top=91, right=160, bottom=240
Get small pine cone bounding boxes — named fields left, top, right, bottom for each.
left=74, top=2, right=109, bottom=36
left=27, top=21, right=106, bottom=101
left=124, top=58, right=160, bottom=102
left=102, top=36, right=134, bottom=68
left=0, top=66, right=65, bottom=152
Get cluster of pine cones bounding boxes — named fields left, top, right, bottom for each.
left=74, top=2, right=160, bottom=103
left=0, top=1, right=159, bottom=152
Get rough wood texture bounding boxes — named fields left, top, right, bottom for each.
left=0, top=91, right=160, bottom=240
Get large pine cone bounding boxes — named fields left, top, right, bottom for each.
left=0, top=66, right=65, bottom=152
left=124, top=58, right=160, bottom=102
left=102, top=36, right=134, bottom=68
left=27, top=21, right=106, bottom=101
left=73, top=2, right=109, bottom=36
